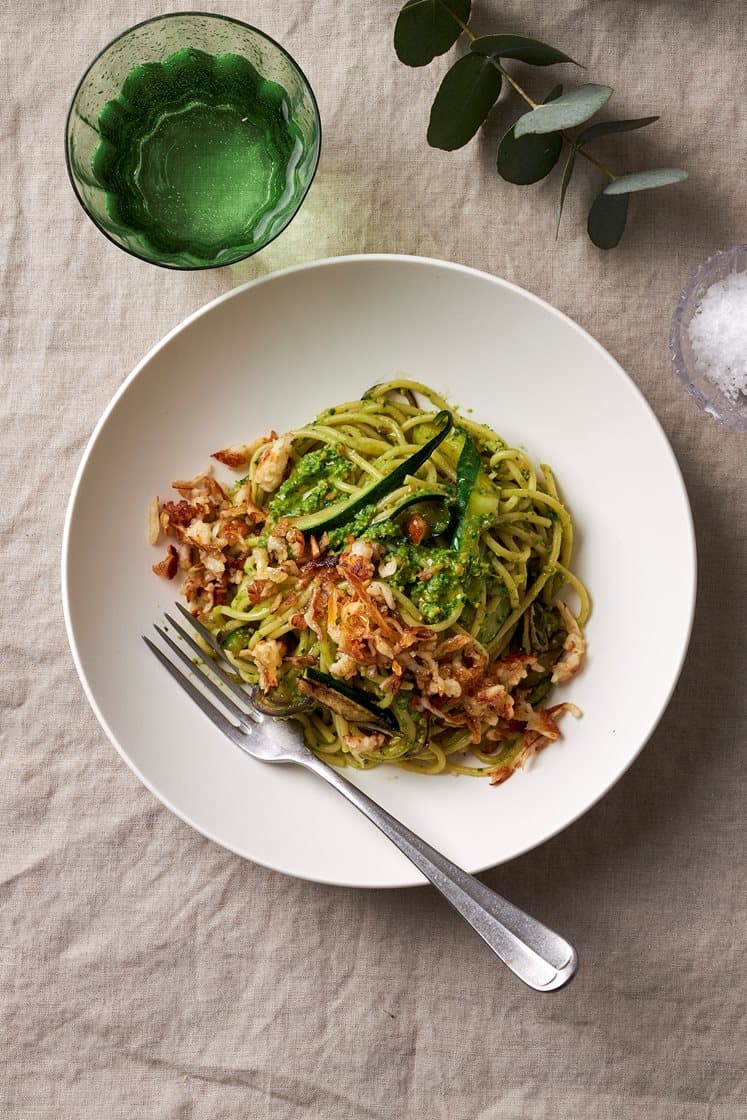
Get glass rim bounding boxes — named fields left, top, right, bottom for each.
left=64, top=10, right=323, bottom=271
left=671, top=243, right=747, bottom=324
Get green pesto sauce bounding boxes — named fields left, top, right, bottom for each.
left=385, top=542, right=493, bottom=623
left=327, top=505, right=378, bottom=549
left=411, top=569, right=467, bottom=623
left=269, top=445, right=352, bottom=519
left=325, top=506, right=496, bottom=623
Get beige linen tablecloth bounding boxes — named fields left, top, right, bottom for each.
left=2, top=1, right=745, bottom=1116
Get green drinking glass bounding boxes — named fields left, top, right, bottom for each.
left=66, top=13, right=321, bottom=269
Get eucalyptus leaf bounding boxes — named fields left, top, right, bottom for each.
left=471, top=34, right=577, bottom=68
left=394, top=0, right=471, bottom=67
left=555, top=146, right=576, bottom=236
left=587, top=190, right=629, bottom=249
left=496, top=86, right=563, bottom=184
left=515, top=84, right=613, bottom=137
left=576, top=115, right=658, bottom=147
left=497, top=130, right=563, bottom=184
left=603, top=167, right=688, bottom=195
left=427, top=53, right=503, bottom=150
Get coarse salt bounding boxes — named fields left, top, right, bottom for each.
left=687, top=272, right=747, bottom=404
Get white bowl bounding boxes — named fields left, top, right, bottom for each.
left=62, top=255, right=696, bottom=887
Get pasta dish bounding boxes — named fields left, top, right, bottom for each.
left=149, top=380, right=588, bottom=782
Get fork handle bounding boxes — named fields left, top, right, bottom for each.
left=300, top=753, right=577, bottom=991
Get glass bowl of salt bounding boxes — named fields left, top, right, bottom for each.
left=670, top=245, right=747, bottom=432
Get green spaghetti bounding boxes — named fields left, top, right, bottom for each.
left=150, top=380, right=589, bottom=783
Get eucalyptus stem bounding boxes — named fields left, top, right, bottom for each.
left=496, top=64, right=539, bottom=110
left=442, top=2, right=475, bottom=40
left=569, top=142, right=617, bottom=181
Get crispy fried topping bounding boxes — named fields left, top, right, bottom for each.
left=250, top=638, right=284, bottom=691
left=161, top=500, right=202, bottom=529
left=551, top=600, right=586, bottom=683
left=152, top=545, right=178, bottom=580
left=211, top=436, right=270, bottom=469
left=255, top=434, right=293, bottom=493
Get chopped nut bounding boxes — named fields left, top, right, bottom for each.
left=407, top=514, right=428, bottom=545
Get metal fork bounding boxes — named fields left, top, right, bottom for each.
left=144, top=603, right=578, bottom=992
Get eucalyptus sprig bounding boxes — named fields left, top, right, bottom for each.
left=394, top=0, right=687, bottom=248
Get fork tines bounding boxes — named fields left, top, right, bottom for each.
left=143, top=605, right=260, bottom=748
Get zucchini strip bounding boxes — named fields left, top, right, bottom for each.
left=300, top=668, right=399, bottom=732
left=291, top=410, right=453, bottom=533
